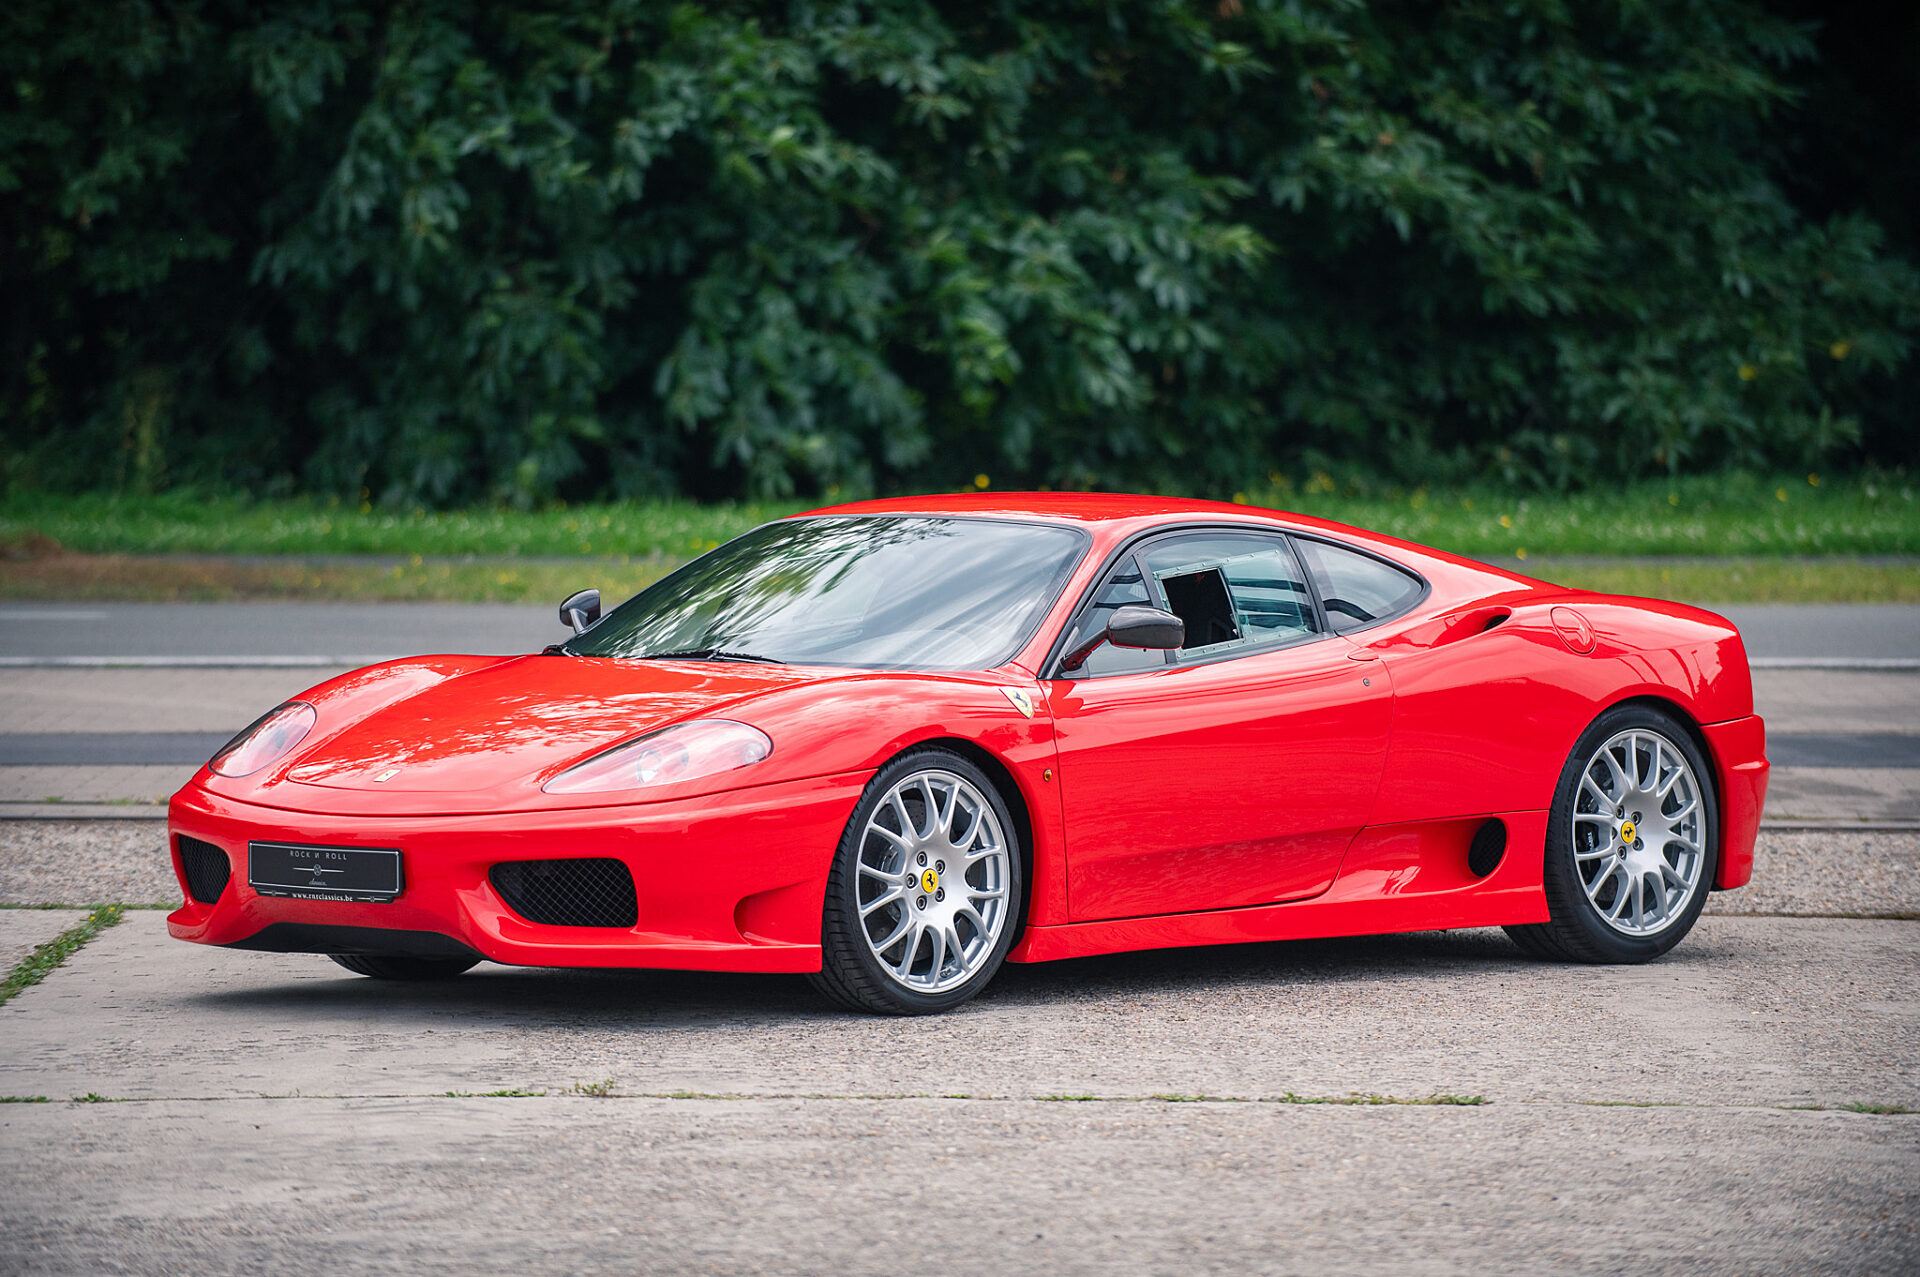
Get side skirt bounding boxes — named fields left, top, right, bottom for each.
left=1009, top=810, right=1549, bottom=964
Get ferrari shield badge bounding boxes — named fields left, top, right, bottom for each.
left=1000, top=687, right=1036, bottom=718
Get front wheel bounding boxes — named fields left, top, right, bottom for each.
left=810, top=748, right=1024, bottom=1015
left=329, top=954, right=480, bottom=981
left=1505, top=704, right=1718, bottom=963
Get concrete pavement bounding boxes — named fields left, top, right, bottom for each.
left=1, top=910, right=1914, bottom=1273
left=3, top=1096, right=1909, bottom=1275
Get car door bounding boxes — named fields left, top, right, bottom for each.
left=1042, top=529, right=1393, bottom=921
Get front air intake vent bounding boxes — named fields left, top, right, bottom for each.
left=490, top=858, right=637, bottom=928
left=177, top=835, right=231, bottom=904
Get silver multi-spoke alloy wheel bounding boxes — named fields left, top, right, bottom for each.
left=854, top=767, right=1012, bottom=994
left=1570, top=728, right=1707, bottom=936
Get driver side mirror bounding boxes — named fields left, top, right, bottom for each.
left=1058, top=604, right=1184, bottom=673
left=559, top=588, right=601, bottom=635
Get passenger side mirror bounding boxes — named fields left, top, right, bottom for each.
left=1058, top=605, right=1184, bottom=673
left=559, top=588, right=601, bottom=635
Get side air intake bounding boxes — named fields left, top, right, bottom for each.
left=177, top=835, right=232, bottom=904
left=490, top=858, right=638, bottom=928
left=1468, top=819, right=1508, bottom=878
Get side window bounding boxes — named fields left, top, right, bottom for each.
left=1141, top=534, right=1320, bottom=659
left=1058, top=557, right=1167, bottom=676
left=1293, top=538, right=1424, bottom=634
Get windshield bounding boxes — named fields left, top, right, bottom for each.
left=565, top=515, right=1087, bottom=670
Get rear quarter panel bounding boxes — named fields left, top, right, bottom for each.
left=1352, top=590, right=1760, bottom=885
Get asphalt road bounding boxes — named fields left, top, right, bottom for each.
left=3, top=601, right=1917, bottom=664
left=0, top=602, right=561, bottom=663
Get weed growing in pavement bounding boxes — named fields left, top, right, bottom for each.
left=571, top=1078, right=618, bottom=1098
left=444, top=1089, right=546, bottom=1098
left=0, top=904, right=125, bottom=1007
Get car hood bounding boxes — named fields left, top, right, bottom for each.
left=216, top=654, right=857, bottom=814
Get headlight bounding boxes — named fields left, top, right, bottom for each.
left=209, top=702, right=317, bottom=778
left=542, top=720, right=772, bottom=795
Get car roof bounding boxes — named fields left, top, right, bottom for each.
left=799, top=491, right=1238, bottom=523
left=800, top=490, right=1323, bottom=528
left=796, top=490, right=1547, bottom=598
left=797, top=490, right=1407, bottom=549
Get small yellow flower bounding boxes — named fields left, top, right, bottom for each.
left=1830, top=340, right=1851, bottom=360
left=1232, top=492, right=1247, bottom=504
left=1775, top=487, right=1788, bottom=502
left=1516, top=548, right=1528, bottom=560
left=1498, top=514, right=1513, bottom=528
left=974, top=473, right=990, bottom=490
left=1738, top=364, right=1758, bottom=382
left=1668, top=492, right=1679, bottom=506
left=1807, top=473, right=1820, bottom=487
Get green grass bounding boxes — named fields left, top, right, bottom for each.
left=0, top=904, right=125, bottom=1008
left=4, top=471, right=1915, bottom=559
left=0, top=552, right=676, bottom=604
left=1247, top=470, right=1918, bottom=557
left=0, top=491, right=806, bottom=559
left=1514, top=557, right=1920, bottom=603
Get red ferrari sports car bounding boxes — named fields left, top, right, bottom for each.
left=167, top=493, right=1768, bottom=1013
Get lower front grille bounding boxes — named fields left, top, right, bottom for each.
left=490, top=858, right=637, bottom=928
left=177, top=835, right=231, bottom=904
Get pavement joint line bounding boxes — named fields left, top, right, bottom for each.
left=1749, top=658, right=1920, bottom=670
left=0, top=1091, right=1914, bottom=1115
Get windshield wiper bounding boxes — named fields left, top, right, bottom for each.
left=642, top=648, right=786, bottom=665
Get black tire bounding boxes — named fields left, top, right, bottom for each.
left=1506, top=703, right=1718, bottom=963
left=809, top=747, right=1025, bottom=1015
left=329, top=953, right=480, bottom=980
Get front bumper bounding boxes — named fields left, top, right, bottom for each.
left=165, top=771, right=871, bottom=973
left=1701, top=715, right=1768, bottom=890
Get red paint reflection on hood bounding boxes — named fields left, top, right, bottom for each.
left=275, top=654, right=842, bottom=797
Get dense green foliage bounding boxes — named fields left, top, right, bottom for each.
left=4, top=1, right=1916, bottom=505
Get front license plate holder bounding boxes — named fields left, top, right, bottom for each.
left=249, top=842, right=403, bottom=903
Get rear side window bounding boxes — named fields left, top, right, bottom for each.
left=1141, top=534, right=1320, bottom=659
left=1293, top=538, right=1424, bottom=634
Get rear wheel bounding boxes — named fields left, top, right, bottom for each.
left=1505, top=704, right=1718, bottom=963
left=810, top=748, right=1023, bottom=1015
left=329, top=954, right=480, bottom=981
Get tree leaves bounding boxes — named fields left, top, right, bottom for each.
left=2, top=0, right=1914, bottom=503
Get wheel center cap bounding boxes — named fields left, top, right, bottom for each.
left=1619, top=819, right=1637, bottom=844
left=920, top=868, right=940, bottom=894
